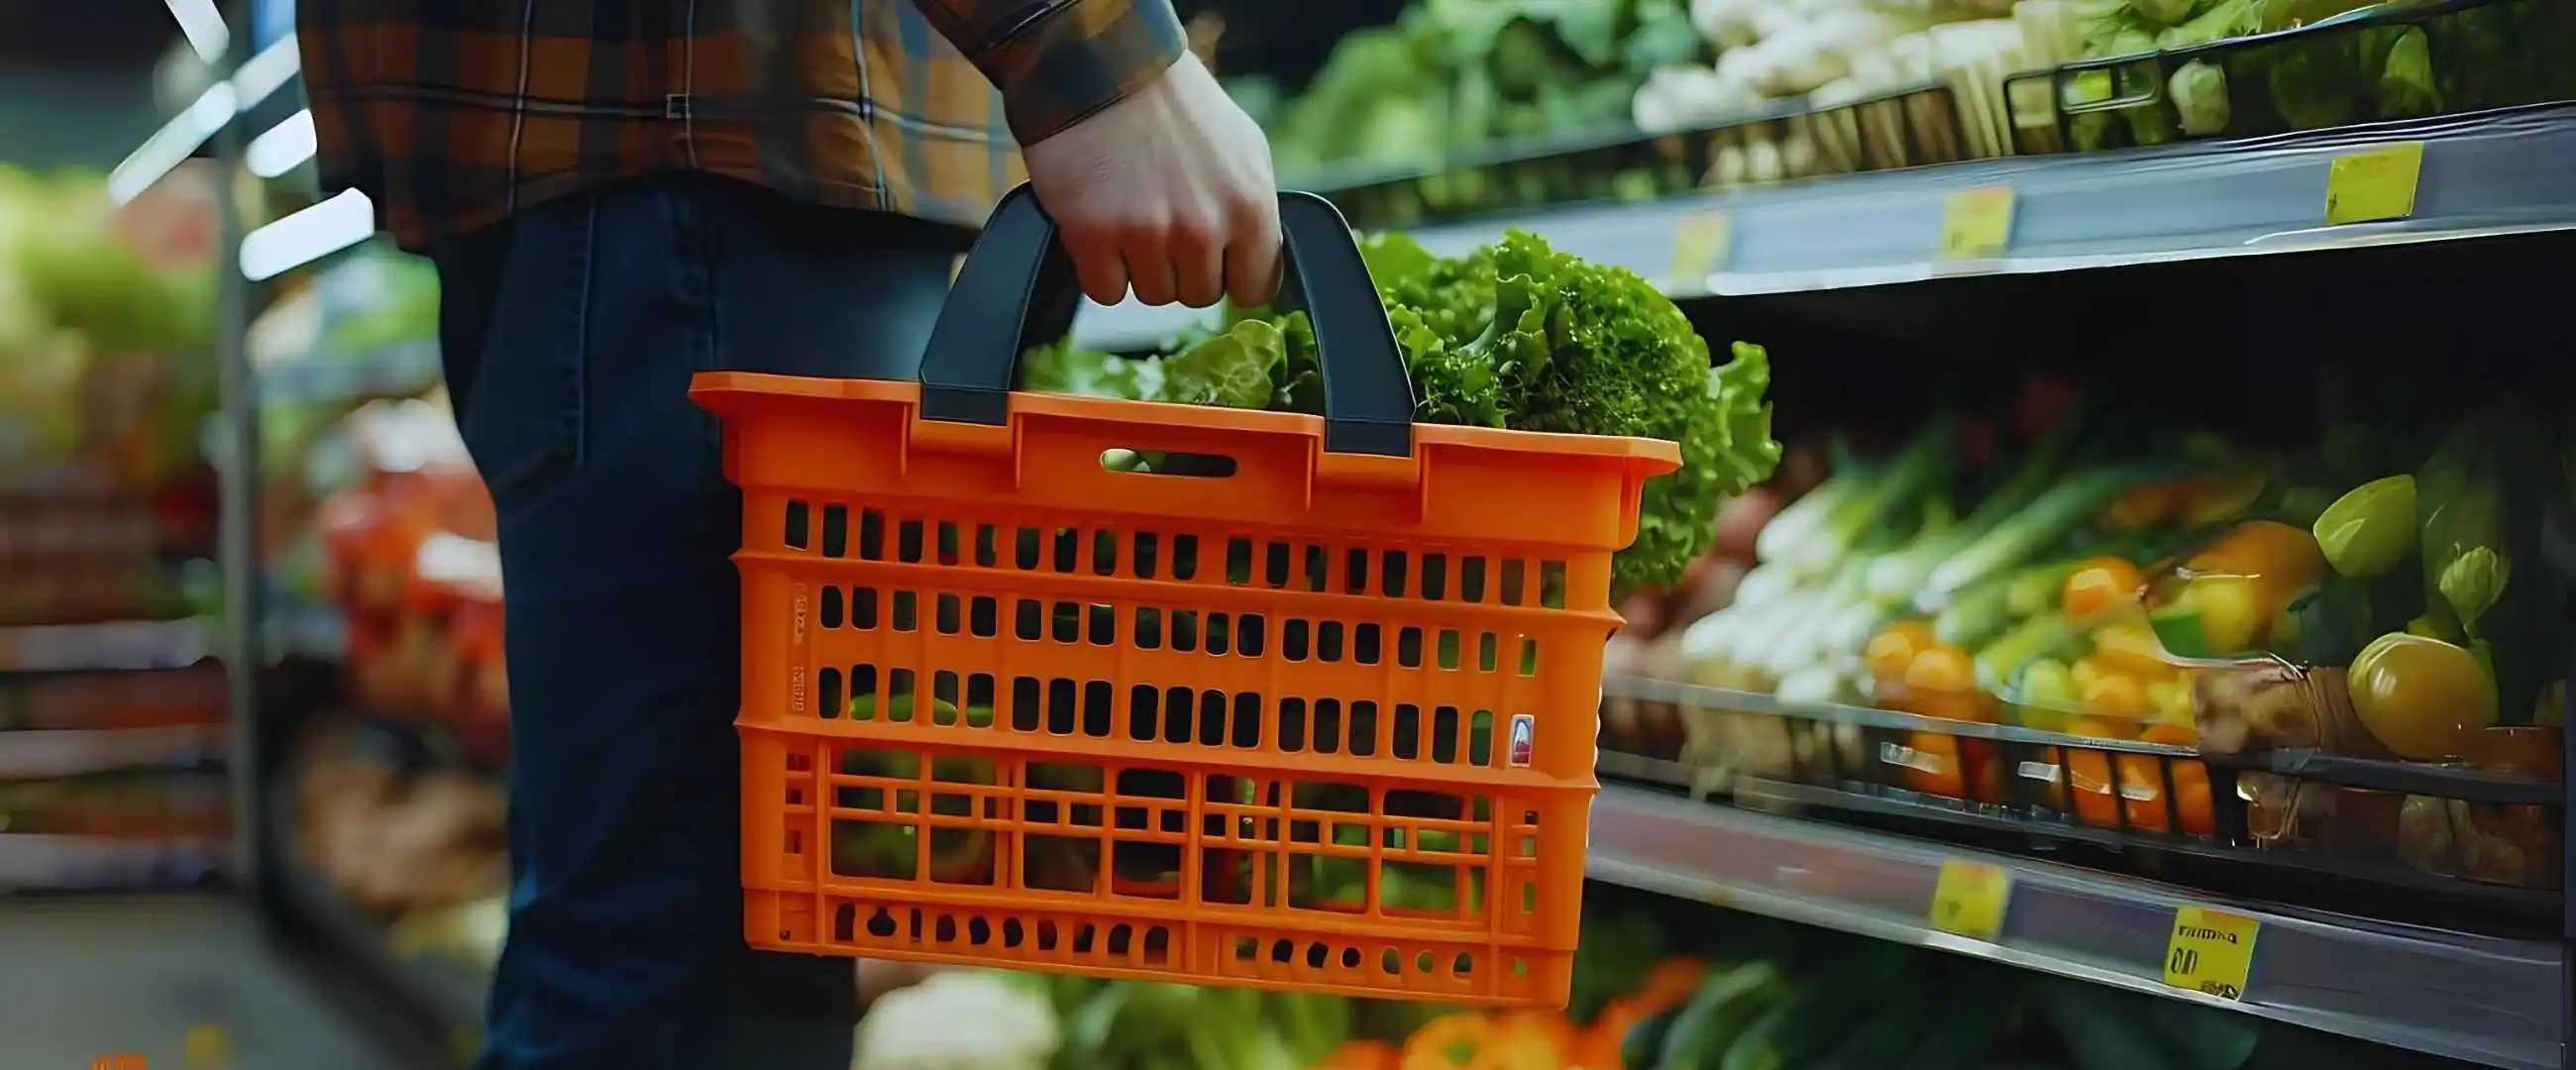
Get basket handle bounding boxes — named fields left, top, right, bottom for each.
left=917, top=184, right=1417, bottom=458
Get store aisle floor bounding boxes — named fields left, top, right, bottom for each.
left=0, top=893, right=403, bottom=1070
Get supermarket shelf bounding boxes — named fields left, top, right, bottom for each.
left=1585, top=784, right=2566, bottom=1070
left=0, top=833, right=225, bottom=892
left=273, top=861, right=488, bottom=1042
left=0, top=619, right=213, bottom=674
left=264, top=604, right=347, bottom=662
left=1073, top=104, right=2576, bottom=351
left=256, top=341, right=442, bottom=408
left=0, top=723, right=228, bottom=780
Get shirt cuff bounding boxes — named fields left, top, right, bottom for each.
left=979, top=0, right=1189, bottom=146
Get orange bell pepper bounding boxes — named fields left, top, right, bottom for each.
left=1897, top=731, right=2004, bottom=802
left=1318, top=1040, right=1402, bottom=1070
left=1631, top=957, right=1708, bottom=1012
left=1401, top=1012, right=1569, bottom=1070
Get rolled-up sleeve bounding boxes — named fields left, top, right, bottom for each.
left=911, top=0, right=1188, bottom=145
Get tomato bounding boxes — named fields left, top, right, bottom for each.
left=2062, top=557, right=2148, bottom=623
left=1904, top=644, right=1979, bottom=693
left=2079, top=672, right=2151, bottom=723
left=1892, top=644, right=1996, bottom=722
left=2187, top=520, right=2309, bottom=576
left=2347, top=633, right=2499, bottom=760
left=2187, top=520, right=2327, bottom=606
left=1898, top=731, right=2003, bottom=802
left=2069, top=657, right=2107, bottom=696
left=2090, top=619, right=2176, bottom=680
left=2097, top=480, right=2192, bottom=532
left=1865, top=620, right=1939, bottom=683
left=2147, top=675, right=2197, bottom=728
left=2117, top=752, right=2215, bottom=837
left=2053, top=746, right=2120, bottom=826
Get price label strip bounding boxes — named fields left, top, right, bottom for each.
left=1939, top=186, right=2016, bottom=260
left=1927, top=859, right=2012, bottom=941
left=2163, top=906, right=2260, bottom=1001
left=1669, top=212, right=1734, bottom=283
left=2325, top=141, right=2423, bottom=226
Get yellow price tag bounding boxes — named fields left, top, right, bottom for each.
left=2325, top=142, right=2423, bottom=225
left=1669, top=212, right=1733, bottom=282
left=1927, top=859, right=2011, bottom=941
left=450, top=1023, right=485, bottom=1066
left=2163, top=906, right=2260, bottom=1000
left=1939, top=187, right=2016, bottom=260
left=184, top=1023, right=231, bottom=1066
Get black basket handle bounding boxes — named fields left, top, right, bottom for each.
left=917, top=184, right=1416, bottom=458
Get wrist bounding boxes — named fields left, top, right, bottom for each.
left=991, top=0, right=1189, bottom=146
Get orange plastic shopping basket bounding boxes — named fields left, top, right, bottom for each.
left=694, top=187, right=1678, bottom=1006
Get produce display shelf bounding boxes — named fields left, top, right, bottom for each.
left=0, top=833, right=225, bottom=893
left=268, top=758, right=488, bottom=1055
left=263, top=605, right=347, bottom=662
left=0, top=723, right=228, bottom=780
left=1584, top=782, right=2567, bottom=1070
left=0, top=620, right=213, bottom=674
left=273, top=860, right=487, bottom=1055
left=255, top=341, right=443, bottom=409
left=1073, top=103, right=2576, bottom=352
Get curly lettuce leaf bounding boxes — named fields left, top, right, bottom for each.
left=1393, top=304, right=1509, bottom=428
left=1157, top=318, right=1286, bottom=409
left=1023, top=338, right=1151, bottom=399
left=1457, top=230, right=1781, bottom=593
left=1013, top=229, right=1782, bottom=599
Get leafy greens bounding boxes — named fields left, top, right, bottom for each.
left=1022, top=230, right=1781, bottom=597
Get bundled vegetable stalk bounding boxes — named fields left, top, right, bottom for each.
left=2061, top=0, right=2575, bottom=152
left=1234, top=0, right=1707, bottom=212
left=1027, top=230, right=1783, bottom=598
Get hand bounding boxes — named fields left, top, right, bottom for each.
left=1021, top=53, right=1281, bottom=309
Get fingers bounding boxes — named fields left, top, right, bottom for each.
left=1224, top=194, right=1283, bottom=309
left=1170, top=209, right=1226, bottom=309
left=1124, top=225, right=1179, bottom=306
left=1062, top=224, right=1129, bottom=307
left=1053, top=194, right=1277, bottom=309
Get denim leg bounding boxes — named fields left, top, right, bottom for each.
left=431, top=173, right=966, bottom=1070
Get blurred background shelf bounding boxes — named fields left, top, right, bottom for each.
left=0, top=722, right=227, bottom=780
left=0, top=619, right=213, bottom=675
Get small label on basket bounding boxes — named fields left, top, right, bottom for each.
left=2325, top=142, right=2422, bottom=226
left=1928, top=859, right=2011, bottom=941
left=790, top=584, right=809, bottom=715
left=2163, top=906, right=2259, bottom=1000
left=1508, top=714, right=1536, bottom=767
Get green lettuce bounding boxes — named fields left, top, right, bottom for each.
left=1024, top=230, right=1780, bottom=596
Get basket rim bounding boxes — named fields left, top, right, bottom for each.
left=692, top=372, right=1684, bottom=473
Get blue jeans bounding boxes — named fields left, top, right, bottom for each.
left=431, top=173, right=970, bottom=1069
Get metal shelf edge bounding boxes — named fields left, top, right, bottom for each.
left=1075, top=105, right=2576, bottom=352
left=0, top=620, right=215, bottom=674
left=1585, top=784, right=2566, bottom=1070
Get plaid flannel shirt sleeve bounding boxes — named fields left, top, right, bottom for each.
left=908, top=0, right=1189, bottom=145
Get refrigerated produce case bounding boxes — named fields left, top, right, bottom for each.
left=0, top=155, right=235, bottom=897
left=144, top=0, right=2573, bottom=1067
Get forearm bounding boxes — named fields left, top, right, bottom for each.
left=908, top=0, right=1189, bottom=144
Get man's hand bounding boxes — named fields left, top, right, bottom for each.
left=1022, top=53, right=1280, bottom=310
